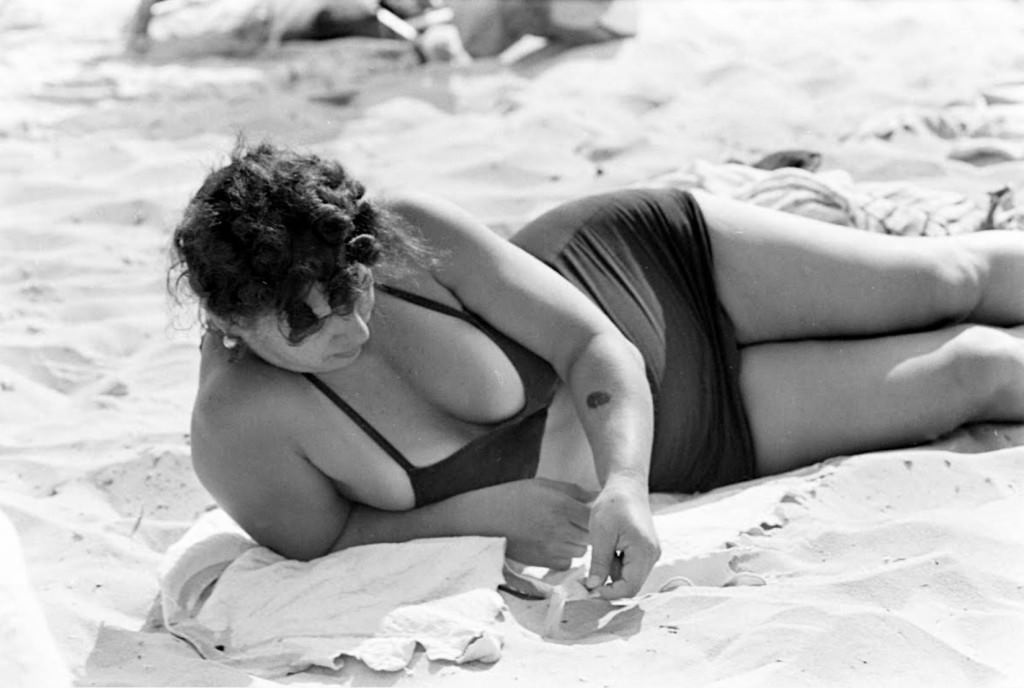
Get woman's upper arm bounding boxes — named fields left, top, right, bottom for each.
left=387, top=193, right=622, bottom=376
left=191, top=405, right=351, bottom=561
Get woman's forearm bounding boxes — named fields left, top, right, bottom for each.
left=565, top=331, right=660, bottom=598
left=565, top=332, right=654, bottom=487
left=329, top=487, right=499, bottom=552
left=327, top=479, right=592, bottom=569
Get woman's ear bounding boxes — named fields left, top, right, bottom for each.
left=204, top=312, right=247, bottom=357
left=205, top=312, right=229, bottom=332
left=358, top=262, right=375, bottom=290
left=204, top=311, right=240, bottom=338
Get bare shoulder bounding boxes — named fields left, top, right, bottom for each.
left=378, top=191, right=494, bottom=247
left=378, top=190, right=616, bottom=375
left=378, top=190, right=456, bottom=220
left=189, top=355, right=299, bottom=510
left=191, top=353, right=302, bottom=461
left=376, top=190, right=534, bottom=290
left=190, top=353, right=350, bottom=559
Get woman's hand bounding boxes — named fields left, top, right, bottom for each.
left=584, top=473, right=660, bottom=599
left=490, top=478, right=594, bottom=570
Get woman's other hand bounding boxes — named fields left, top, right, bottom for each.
left=584, top=474, right=660, bottom=599
left=493, top=478, right=593, bottom=570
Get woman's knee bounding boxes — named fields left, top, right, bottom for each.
left=943, top=325, right=1024, bottom=420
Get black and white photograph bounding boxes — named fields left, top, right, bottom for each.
left=3, top=1, right=1024, bottom=686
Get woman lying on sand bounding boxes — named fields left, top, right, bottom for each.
left=170, top=142, right=1024, bottom=600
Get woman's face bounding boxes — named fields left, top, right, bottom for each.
left=234, top=281, right=375, bottom=374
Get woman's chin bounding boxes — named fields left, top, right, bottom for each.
left=327, top=346, right=363, bottom=366
left=282, top=347, right=364, bottom=375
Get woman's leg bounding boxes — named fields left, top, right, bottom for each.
left=741, top=324, right=1024, bottom=475
left=690, top=192, right=1024, bottom=474
left=694, top=191, right=1024, bottom=344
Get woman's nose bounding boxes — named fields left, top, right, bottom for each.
left=329, top=310, right=370, bottom=345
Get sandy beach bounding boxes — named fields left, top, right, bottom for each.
left=3, top=1, right=1024, bottom=686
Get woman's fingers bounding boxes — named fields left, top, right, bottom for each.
left=559, top=542, right=588, bottom=560
left=583, top=481, right=661, bottom=598
left=534, top=478, right=594, bottom=530
left=548, top=556, right=573, bottom=571
left=503, top=479, right=596, bottom=570
left=584, top=526, right=617, bottom=591
left=567, top=500, right=592, bottom=531
left=594, top=541, right=658, bottom=599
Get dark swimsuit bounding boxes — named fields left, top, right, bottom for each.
left=303, top=283, right=560, bottom=507
left=305, top=188, right=757, bottom=505
left=513, top=189, right=756, bottom=493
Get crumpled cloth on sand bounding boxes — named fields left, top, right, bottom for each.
left=847, top=85, right=1024, bottom=164
left=158, top=509, right=506, bottom=677
left=646, top=160, right=1024, bottom=236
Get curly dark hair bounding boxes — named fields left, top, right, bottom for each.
left=170, top=142, right=431, bottom=343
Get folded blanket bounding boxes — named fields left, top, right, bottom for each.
left=159, top=509, right=506, bottom=677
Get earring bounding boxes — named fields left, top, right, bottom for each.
left=222, top=334, right=239, bottom=350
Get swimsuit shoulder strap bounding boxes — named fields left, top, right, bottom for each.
left=376, top=283, right=474, bottom=322
left=302, top=372, right=416, bottom=471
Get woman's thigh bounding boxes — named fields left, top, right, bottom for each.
left=740, top=324, right=1024, bottom=476
left=693, top=191, right=981, bottom=344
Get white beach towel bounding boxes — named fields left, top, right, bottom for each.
left=158, top=510, right=506, bottom=677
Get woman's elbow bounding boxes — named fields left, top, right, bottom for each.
left=565, top=330, right=644, bottom=378
left=254, top=521, right=347, bottom=562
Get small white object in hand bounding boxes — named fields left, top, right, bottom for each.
left=542, top=585, right=569, bottom=638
